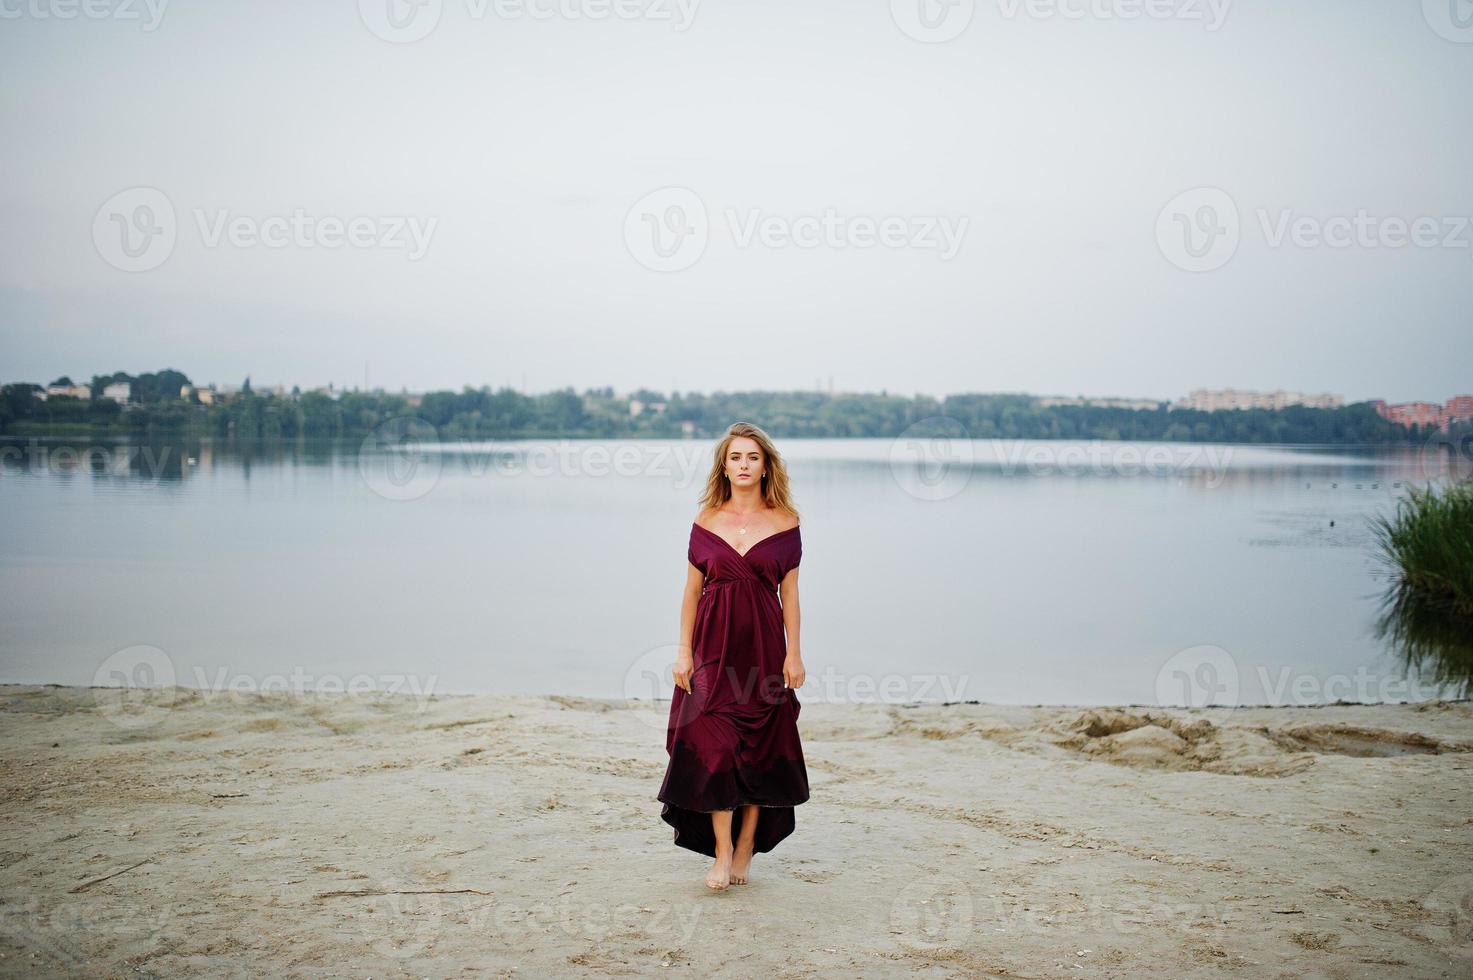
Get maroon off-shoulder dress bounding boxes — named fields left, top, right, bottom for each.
left=657, top=522, right=810, bottom=858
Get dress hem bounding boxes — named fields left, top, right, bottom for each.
left=657, top=793, right=809, bottom=815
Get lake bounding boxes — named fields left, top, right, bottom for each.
left=1, top=433, right=1467, bottom=707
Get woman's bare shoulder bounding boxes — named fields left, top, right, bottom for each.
left=693, top=506, right=718, bottom=531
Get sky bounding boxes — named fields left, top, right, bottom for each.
left=1, top=0, right=1470, bottom=404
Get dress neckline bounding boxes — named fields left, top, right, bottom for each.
left=692, top=521, right=799, bottom=560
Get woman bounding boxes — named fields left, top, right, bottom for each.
left=657, top=422, right=810, bottom=891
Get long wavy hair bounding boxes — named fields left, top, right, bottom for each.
left=698, top=422, right=799, bottom=519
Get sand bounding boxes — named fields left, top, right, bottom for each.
left=1, top=684, right=1471, bottom=978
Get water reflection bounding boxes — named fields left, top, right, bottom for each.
left=1372, top=476, right=1473, bottom=700
left=2, top=433, right=1471, bottom=703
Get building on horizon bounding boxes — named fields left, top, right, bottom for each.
left=1371, top=394, right=1473, bottom=432
left=630, top=398, right=668, bottom=418
left=43, top=383, right=91, bottom=400
left=1170, top=388, right=1345, bottom=412
left=101, top=382, right=131, bottom=405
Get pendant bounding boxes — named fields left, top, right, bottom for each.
left=738, top=526, right=747, bottom=534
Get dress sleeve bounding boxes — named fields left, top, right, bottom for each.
left=784, top=531, right=802, bottom=577
left=688, top=528, right=703, bottom=572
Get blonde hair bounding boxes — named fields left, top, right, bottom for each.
left=698, top=422, right=799, bottom=520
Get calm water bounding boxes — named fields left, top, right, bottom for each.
left=1, top=434, right=1466, bottom=706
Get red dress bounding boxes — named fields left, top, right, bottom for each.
left=658, top=522, right=810, bottom=857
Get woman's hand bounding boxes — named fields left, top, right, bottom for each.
left=783, top=654, right=805, bottom=690
left=672, top=648, right=694, bottom=694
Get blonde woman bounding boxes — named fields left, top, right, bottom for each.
left=657, top=422, right=810, bottom=891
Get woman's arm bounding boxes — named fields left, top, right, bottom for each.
left=780, top=567, right=804, bottom=689
left=673, top=562, right=704, bottom=693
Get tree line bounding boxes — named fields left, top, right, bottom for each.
left=0, top=370, right=1449, bottom=444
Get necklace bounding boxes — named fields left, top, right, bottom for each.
left=726, top=497, right=762, bottom=535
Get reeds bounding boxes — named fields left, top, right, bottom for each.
left=1371, top=478, right=1473, bottom=698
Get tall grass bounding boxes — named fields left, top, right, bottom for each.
left=1371, top=478, right=1473, bottom=698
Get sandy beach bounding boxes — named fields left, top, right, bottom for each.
left=1, top=684, right=1471, bottom=978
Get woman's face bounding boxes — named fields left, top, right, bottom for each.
left=724, top=436, right=764, bottom=489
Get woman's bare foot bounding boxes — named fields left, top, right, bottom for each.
left=706, top=848, right=733, bottom=891
left=730, top=838, right=754, bottom=884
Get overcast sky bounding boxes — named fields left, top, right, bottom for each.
left=2, top=0, right=1469, bottom=403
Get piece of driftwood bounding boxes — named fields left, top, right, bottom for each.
left=314, top=887, right=492, bottom=900
left=68, top=858, right=152, bottom=894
